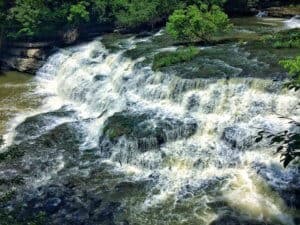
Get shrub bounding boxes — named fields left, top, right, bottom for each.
left=152, top=46, right=200, bottom=70
left=166, top=3, right=231, bottom=42
left=67, top=1, right=90, bottom=26
left=267, top=28, right=300, bottom=49
left=7, top=0, right=52, bottom=38
left=279, top=56, right=300, bottom=90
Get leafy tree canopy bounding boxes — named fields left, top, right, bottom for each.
left=166, top=3, right=231, bottom=42
left=0, top=0, right=231, bottom=39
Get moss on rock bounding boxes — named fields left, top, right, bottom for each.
left=152, top=47, right=200, bottom=71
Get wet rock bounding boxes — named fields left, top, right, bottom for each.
left=135, top=31, right=153, bottom=38
left=14, top=114, right=53, bottom=142
left=40, top=122, right=84, bottom=151
left=249, top=101, right=267, bottom=116
left=44, top=197, right=62, bottom=214
left=114, top=181, right=137, bottom=192
left=100, top=111, right=197, bottom=153
left=119, top=221, right=129, bottom=225
left=186, top=94, right=200, bottom=111
left=222, top=125, right=255, bottom=150
left=254, top=162, right=300, bottom=210
left=210, top=215, right=240, bottom=225
left=94, top=74, right=107, bottom=81
left=210, top=214, right=275, bottom=225
left=0, top=135, right=4, bottom=147
left=69, top=209, right=89, bottom=225
left=0, top=56, right=44, bottom=73
left=61, top=28, right=80, bottom=45
left=93, top=202, right=121, bottom=222
left=14, top=109, right=75, bottom=142
left=5, top=48, right=45, bottom=59
left=0, top=144, right=26, bottom=162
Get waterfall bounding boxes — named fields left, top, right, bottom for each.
left=284, top=15, right=300, bottom=29
left=256, top=11, right=268, bottom=18
left=1, top=31, right=299, bottom=225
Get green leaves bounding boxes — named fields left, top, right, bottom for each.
left=256, top=119, right=300, bottom=168
left=2, top=0, right=232, bottom=40
left=267, top=28, right=300, bottom=49
left=7, top=0, right=50, bottom=38
left=279, top=56, right=300, bottom=91
left=67, top=1, right=90, bottom=26
left=166, top=3, right=231, bottom=42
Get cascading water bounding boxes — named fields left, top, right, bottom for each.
left=0, top=18, right=299, bottom=225
left=284, top=15, right=300, bottom=29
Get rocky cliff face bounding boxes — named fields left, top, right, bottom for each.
left=0, top=25, right=113, bottom=74
left=0, top=41, right=53, bottom=74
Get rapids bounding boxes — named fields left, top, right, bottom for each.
left=0, top=17, right=299, bottom=225
left=284, top=15, right=300, bottom=29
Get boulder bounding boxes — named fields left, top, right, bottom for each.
left=99, top=110, right=197, bottom=153
left=5, top=48, right=45, bottom=59
left=222, top=126, right=255, bottom=150
left=0, top=56, right=44, bottom=73
left=61, top=28, right=80, bottom=45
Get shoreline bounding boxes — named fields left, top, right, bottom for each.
left=1, top=8, right=299, bottom=75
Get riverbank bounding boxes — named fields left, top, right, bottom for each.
left=1, top=1, right=299, bottom=74
left=0, top=24, right=114, bottom=74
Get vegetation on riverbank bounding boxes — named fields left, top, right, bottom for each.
left=265, top=28, right=300, bottom=49
left=0, top=0, right=297, bottom=41
left=280, top=56, right=300, bottom=89
left=0, top=0, right=208, bottom=41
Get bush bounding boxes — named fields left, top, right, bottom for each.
left=152, top=46, right=200, bottom=70
left=3, top=0, right=189, bottom=40
left=67, top=1, right=90, bottom=26
left=267, top=28, right=300, bottom=49
left=7, top=0, right=52, bottom=38
left=280, top=56, right=300, bottom=90
left=111, top=0, right=183, bottom=28
left=166, top=3, right=231, bottom=42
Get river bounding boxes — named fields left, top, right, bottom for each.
left=0, top=17, right=299, bottom=225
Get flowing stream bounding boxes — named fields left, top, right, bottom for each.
left=0, top=17, right=299, bottom=225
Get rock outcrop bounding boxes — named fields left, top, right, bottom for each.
left=0, top=41, right=53, bottom=73
left=266, top=6, right=300, bottom=18
left=0, top=24, right=113, bottom=74
left=225, top=0, right=299, bottom=16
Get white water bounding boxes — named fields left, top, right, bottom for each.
left=1, top=31, right=300, bottom=224
left=284, top=15, right=300, bottom=28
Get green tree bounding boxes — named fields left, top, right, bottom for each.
left=3, top=0, right=230, bottom=40
left=90, top=0, right=110, bottom=23
left=166, top=3, right=231, bottom=42
left=113, top=0, right=157, bottom=28
left=67, top=1, right=90, bottom=26
left=7, top=0, right=52, bottom=38
left=184, top=0, right=227, bottom=7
